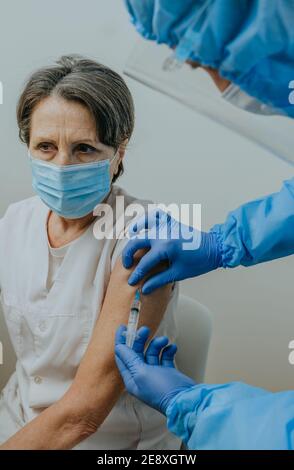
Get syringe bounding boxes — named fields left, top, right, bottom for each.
left=126, top=289, right=141, bottom=348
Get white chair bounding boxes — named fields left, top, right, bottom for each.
left=0, top=306, right=16, bottom=391
left=0, top=295, right=212, bottom=391
left=176, top=294, right=212, bottom=383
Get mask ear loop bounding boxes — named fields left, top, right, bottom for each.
left=110, top=150, right=121, bottom=182
left=110, top=152, right=119, bottom=165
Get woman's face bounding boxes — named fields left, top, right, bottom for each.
left=28, top=95, right=123, bottom=177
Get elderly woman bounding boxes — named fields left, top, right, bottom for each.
left=0, top=55, right=179, bottom=450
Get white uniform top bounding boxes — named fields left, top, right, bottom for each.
left=47, top=243, right=71, bottom=291
left=0, top=186, right=180, bottom=450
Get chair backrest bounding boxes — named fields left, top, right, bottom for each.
left=0, top=305, right=16, bottom=391
left=175, top=294, right=212, bottom=383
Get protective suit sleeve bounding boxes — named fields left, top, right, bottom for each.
left=211, top=177, right=294, bottom=268
left=166, top=382, right=294, bottom=450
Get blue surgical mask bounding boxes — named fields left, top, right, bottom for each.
left=29, top=152, right=117, bottom=219
left=222, top=83, right=285, bottom=116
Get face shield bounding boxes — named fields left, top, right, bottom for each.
left=123, top=38, right=294, bottom=166
left=123, top=0, right=294, bottom=165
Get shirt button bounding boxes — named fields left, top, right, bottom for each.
left=34, top=376, right=42, bottom=385
left=38, top=321, right=47, bottom=332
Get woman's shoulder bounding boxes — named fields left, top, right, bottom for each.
left=1, top=196, right=42, bottom=223
left=111, top=185, right=153, bottom=211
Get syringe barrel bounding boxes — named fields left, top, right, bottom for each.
left=126, top=309, right=140, bottom=348
left=126, top=290, right=142, bottom=349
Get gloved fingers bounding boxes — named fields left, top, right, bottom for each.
left=115, top=325, right=127, bottom=345
left=133, top=326, right=150, bottom=356
left=128, top=210, right=157, bottom=236
left=129, top=208, right=167, bottom=237
left=116, top=325, right=150, bottom=357
left=161, top=344, right=177, bottom=368
left=142, top=268, right=176, bottom=295
left=145, top=336, right=169, bottom=365
left=115, top=344, right=144, bottom=372
left=122, top=237, right=151, bottom=269
left=128, top=248, right=168, bottom=286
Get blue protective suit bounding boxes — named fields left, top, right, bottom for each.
left=212, top=177, right=294, bottom=268
left=166, top=382, right=294, bottom=450
left=124, top=0, right=294, bottom=117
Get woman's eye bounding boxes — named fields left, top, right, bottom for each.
left=77, top=144, right=97, bottom=153
left=39, top=143, right=54, bottom=151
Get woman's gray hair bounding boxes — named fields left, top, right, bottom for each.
left=17, top=54, right=135, bottom=182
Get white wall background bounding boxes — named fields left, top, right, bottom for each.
left=0, top=0, right=293, bottom=391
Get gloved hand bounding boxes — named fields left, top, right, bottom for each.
left=115, top=325, right=196, bottom=415
left=122, top=209, right=222, bottom=294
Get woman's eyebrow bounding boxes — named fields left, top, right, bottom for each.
left=32, top=137, right=101, bottom=146
left=33, top=137, right=56, bottom=143
left=72, top=139, right=100, bottom=145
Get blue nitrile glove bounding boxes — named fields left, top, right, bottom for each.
left=115, top=325, right=196, bottom=415
left=122, top=209, right=222, bottom=294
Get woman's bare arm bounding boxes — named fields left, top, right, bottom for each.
left=1, top=252, right=174, bottom=449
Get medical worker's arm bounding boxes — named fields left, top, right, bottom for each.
left=0, top=252, right=172, bottom=450
left=123, top=178, right=294, bottom=293
left=212, top=177, right=294, bottom=268
left=166, top=383, right=294, bottom=450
